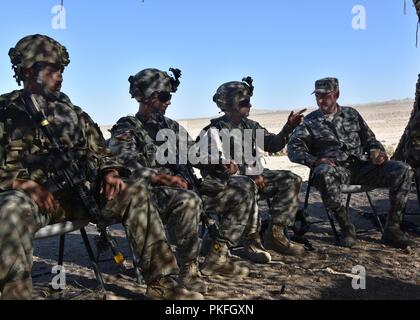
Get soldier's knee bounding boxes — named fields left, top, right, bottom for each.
left=124, top=179, right=150, bottom=201
left=288, top=172, right=302, bottom=186
left=0, top=191, right=38, bottom=222
left=185, top=190, right=202, bottom=209
left=313, top=163, right=336, bottom=175
left=175, top=188, right=199, bottom=202
left=176, top=190, right=202, bottom=218
left=312, top=164, right=336, bottom=183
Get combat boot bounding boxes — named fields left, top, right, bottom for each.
left=333, top=207, right=357, bottom=248
left=243, top=233, right=271, bottom=263
left=178, top=260, right=208, bottom=294
left=382, top=211, right=415, bottom=249
left=145, top=275, right=204, bottom=300
left=201, top=240, right=249, bottom=277
left=263, top=223, right=306, bottom=256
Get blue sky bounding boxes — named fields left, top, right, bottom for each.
left=0, top=0, right=419, bottom=124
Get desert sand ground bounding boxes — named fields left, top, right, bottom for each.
left=32, top=99, right=420, bottom=300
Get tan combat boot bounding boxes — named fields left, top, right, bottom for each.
left=264, top=223, right=306, bottom=256
left=243, top=233, right=271, bottom=263
left=146, top=275, right=204, bottom=300
left=178, top=260, right=208, bottom=294
left=201, top=240, right=249, bottom=277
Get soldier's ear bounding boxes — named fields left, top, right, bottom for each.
left=335, top=90, right=340, bottom=100
left=139, top=96, right=148, bottom=104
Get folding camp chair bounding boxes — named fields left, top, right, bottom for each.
left=303, top=168, right=384, bottom=242
left=33, top=220, right=106, bottom=292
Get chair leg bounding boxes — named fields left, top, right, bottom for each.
left=303, top=181, right=311, bottom=210
left=305, top=169, right=339, bottom=242
left=324, top=208, right=340, bottom=242
left=365, top=192, right=384, bottom=233
left=79, top=228, right=106, bottom=293
left=345, top=194, right=351, bottom=211
left=127, top=242, right=143, bottom=284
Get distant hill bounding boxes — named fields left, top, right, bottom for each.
left=100, top=98, right=415, bottom=141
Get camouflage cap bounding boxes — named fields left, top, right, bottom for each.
left=213, top=77, right=254, bottom=112
left=8, top=34, right=70, bottom=70
left=129, top=68, right=181, bottom=100
left=312, top=77, right=339, bottom=94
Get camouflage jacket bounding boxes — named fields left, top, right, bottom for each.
left=109, top=112, right=197, bottom=180
left=0, top=90, right=128, bottom=192
left=199, top=115, right=294, bottom=177
left=287, top=106, right=384, bottom=167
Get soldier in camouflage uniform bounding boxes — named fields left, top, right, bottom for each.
left=199, top=77, right=307, bottom=257
left=109, top=68, right=259, bottom=279
left=0, top=35, right=203, bottom=300
left=109, top=69, right=208, bottom=292
left=288, top=77, right=415, bottom=249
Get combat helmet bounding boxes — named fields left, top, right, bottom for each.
left=213, top=77, right=254, bottom=112
left=8, top=34, right=70, bottom=85
left=129, top=68, right=181, bottom=101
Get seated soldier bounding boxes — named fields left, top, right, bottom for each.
left=288, top=77, right=415, bottom=249
left=0, top=34, right=203, bottom=300
left=198, top=77, right=307, bottom=257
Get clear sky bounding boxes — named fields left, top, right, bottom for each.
left=1, top=0, right=419, bottom=124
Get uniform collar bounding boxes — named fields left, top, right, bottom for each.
left=314, top=104, right=342, bottom=121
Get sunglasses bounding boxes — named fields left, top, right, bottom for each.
left=238, top=99, right=251, bottom=108
left=154, top=91, right=172, bottom=103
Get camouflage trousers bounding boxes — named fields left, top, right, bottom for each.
left=152, top=187, right=202, bottom=264
left=201, top=175, right=258, bottom=246
left=255, top=169, right=302, bottom=227
left=312, top=160, right=413, bottom=213
left=0, top=178, right=179, bottom=300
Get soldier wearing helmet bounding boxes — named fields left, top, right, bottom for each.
left=109, top=68, right=259, bottom=281
left=200, top=77, right=307, bottom=257
left=8, top=34, right=69, bottom=100
left=111, top=68, right=211, bottom=294
left=0, top=35, right=203, bottom=300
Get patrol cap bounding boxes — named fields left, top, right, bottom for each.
left=312, top=77, right=339, bottom=94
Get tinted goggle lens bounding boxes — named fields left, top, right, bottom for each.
left=157, top=91, right=172, bottom=103
left=238, top=99, right=251, bottom=108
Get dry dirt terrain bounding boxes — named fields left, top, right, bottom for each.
left=32, top=99, right=420, bottom=300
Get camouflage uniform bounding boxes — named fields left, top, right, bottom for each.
left=201, top=115, right=301, bottom=228
left=288, top=105, right=413, bottom=208
left=110, top=67, right=256, bottom=275
left=200, top=78, right=305, bottom=257
left=0, top=91, right=181, bottom=298
left=0, top=35, right=202, bottom=300
left=109, top=114, right=202, bottom=267
left=288, top=77, right=414, bottom=248
left=109, top=113, right=257, bottom=268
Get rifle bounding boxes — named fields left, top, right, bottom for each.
left=22, top=92, right=125, bottom=268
